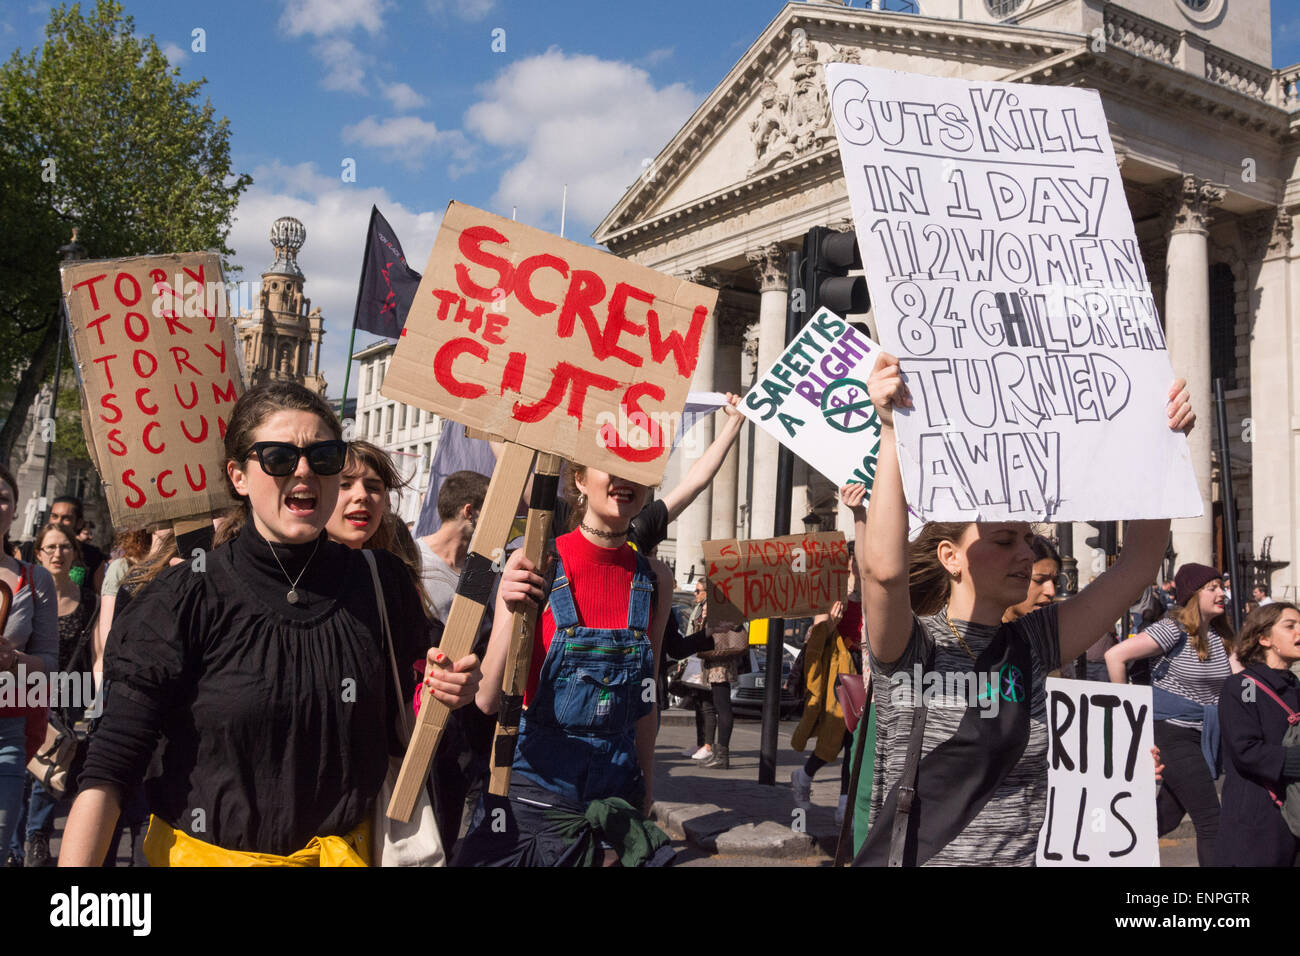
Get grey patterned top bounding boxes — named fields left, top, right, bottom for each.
left=867, top=605, right=1060, bottom=866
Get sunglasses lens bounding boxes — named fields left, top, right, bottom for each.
left=308, top=442, right=346, bottom=475
left=258, top=444, right=300, bottom=476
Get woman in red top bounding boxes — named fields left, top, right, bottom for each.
left=459, top=466, right=674, bottom=866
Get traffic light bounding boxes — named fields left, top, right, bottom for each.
left=1084, top=521, right=1118, bottom=556
left=799, top=226, right=870, bottom=319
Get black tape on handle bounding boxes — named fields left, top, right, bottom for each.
left=498, top=693, right=524, bottom=728
left=530, top=472, right=560, bottom=510
left=455, top=551, right=496, bottom=605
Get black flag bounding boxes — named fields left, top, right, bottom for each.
left=352, top=205, right=422, bottom=339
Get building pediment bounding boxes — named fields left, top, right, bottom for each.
left=594, top=3, right=1082, bottom=247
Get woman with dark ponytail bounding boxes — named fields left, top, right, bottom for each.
left=849, top=352, right=1194, bottom=866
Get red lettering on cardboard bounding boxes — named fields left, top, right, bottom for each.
left=500, top=352, right=526, bottom=395
left=174, top=381, right=199, bottom=409
left=600, top=382, right=666, bottom=463
left=185, top=463, right=206, bottom=491
left=157, top=470, right=176, bottom=498
left=99, top=393, right=122, bottom=425
left=602, top=283, right=652, bottom=367
left=456, top=225, right=514, bottom=302
left=114, top=272, right=142, bottom=307
left=123, top=312, right=149, bottom=342
left=133, top=349, right=158, bottom=378
left=142, top=421, right=165, bottom=455
left=211, top=379, right=237, bottom=404
left=432, top=289, right=460, bottom=320
left=86, top=313, right=112, bottom=346
left=71, top=274, right=107, bottom=310
left=556, top=271, right=607, bottom=357
left=514, top=254, right=568, bottom=317
left=134, top=387, right=158, bottom=415
left=649, top=303, right=709, bottom=378
left=107, top=430, right=128, bottom=457
left=180, top=416, right=209, bottom=444
left=512, top=361, right=619, bottom=426
left=121, top=469, right=146, bottom=509
left=433, top=337, right=488, bottom=399
left=169, top=347, right=200, bottom=376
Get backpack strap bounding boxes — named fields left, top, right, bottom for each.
left=1242, top=675, right=1300, bottom=725
left=889, top=640, right=935, bottom=868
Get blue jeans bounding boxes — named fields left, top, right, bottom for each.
left=27, top=777, right=58, bottom=837
left=0, top=716, right=26, bottom=865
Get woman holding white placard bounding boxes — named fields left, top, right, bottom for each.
left=847, top=351, right=1193, bottom=866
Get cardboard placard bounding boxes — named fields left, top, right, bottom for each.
left=741, top=307, right=883, bottom=490
left=702, top=531, right=849, bottom=623
left=382, top=201, right=718, bottom=485
left=1036, top=678, right=1159, bottom=866
left=826, top=65, right=1201, bottom=522
left=61, top=253, right=243, bottom=529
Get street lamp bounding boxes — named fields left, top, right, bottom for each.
left=801, top=511, right=821, bottom=533
left=34, top=227, right=86, bottom=533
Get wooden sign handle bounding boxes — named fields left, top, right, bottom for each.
left=487, top=452, right=563, bottom=796
left=386, top=441, right=535, bottom=822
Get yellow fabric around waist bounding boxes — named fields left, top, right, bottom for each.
left=142, top=815, right=371, bottom=867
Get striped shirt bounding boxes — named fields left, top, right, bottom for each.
left=867, top=605, right=1060, bottom=866
left=1146, top=617, right=1231, bottom=729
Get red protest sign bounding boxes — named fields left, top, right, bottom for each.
left=382, top=201, right=718, bottom=484
left=702, top=531, right=850, bottom=623
left=61, top=253, right=243, bottom=529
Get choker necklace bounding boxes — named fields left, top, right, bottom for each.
left=580, top=521, right=628, bottom=541
left=266, top=534, right=321, bottom=605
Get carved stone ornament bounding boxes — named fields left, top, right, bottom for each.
left=748, top=41, right=836, bottom=176
left=680, top=267, right=723, bottom=288
left=746, top=243, right=788, bottom=292
left=716, top=300, right=751, bottom=346
left=1169, top=174, right=1225, bottom=235
left=832, top=45, right=862, bottom=64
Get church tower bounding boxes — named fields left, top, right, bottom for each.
left=237, top=216, right=328, bottom=394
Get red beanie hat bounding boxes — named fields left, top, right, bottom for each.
left=1174, top=563, right=1219, bottom=606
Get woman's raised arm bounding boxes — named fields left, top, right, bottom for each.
left=858, top=353, right=915, bottom=666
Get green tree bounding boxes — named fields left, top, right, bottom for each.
left=0, top=0, right=251, bottom=467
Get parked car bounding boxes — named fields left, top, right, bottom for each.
left=731, top=644, right=803, bottom=719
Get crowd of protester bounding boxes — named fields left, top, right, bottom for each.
left=0, top=355, right=1296, bottom=867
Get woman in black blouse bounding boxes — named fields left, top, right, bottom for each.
left=61, top=383, right=480, bottom=866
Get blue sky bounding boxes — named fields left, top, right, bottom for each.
left=6, top=0, right=1300, bottom=401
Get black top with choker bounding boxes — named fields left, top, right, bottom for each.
left=79, top=519, right=438, bottom=856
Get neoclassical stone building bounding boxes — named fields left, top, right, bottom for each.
left=236, top=216, right=328, bottom=394
left=595, top=0, right=1300, bottom=596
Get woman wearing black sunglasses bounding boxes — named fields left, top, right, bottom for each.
left=61, top=382, right=480, bottom=866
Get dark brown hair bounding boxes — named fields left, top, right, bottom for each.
left=907, top=522, right=974, bottom=617
left=113, top=528, right=153, bottom=565
left=219, top=382, right=343, bottom=539
left=560, top=463, right=587, bottom=532
left=35, top=522, right=81, bottom=569
left=437, top=470, right=490, bottom=522
left=1234, top=601, right=1299, bottom=665
left=121, top=528, right=179, bottom=595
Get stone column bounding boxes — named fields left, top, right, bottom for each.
left=710, top=302, right=748, bottom=541
left=745, top=244, right=789, bottom=539
left=1164, top=175, right=1223, bottom=567
left=673, top=268, right=722, bottom=586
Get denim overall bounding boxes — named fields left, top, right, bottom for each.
left=511, top=552, right=656, bottom=805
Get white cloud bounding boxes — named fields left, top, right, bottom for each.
left=160, top=41, right=188, bottom=65
left=426, top=0, right=495, bottom=22
left=382, top=82, right=427, bottom=112
left=639, top=47, right=674, bottom=67
left=464, top=48, right=699, bottom=233
left=227, top=161, right=441, bottom=402
left=280, top=0, right=387, bottom=37
left=341, top=115, right=470, bottom=169
left=316, top=38, right=366, bottom=93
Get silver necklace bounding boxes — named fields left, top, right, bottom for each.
left=266, top=534, right=321, bottom=605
